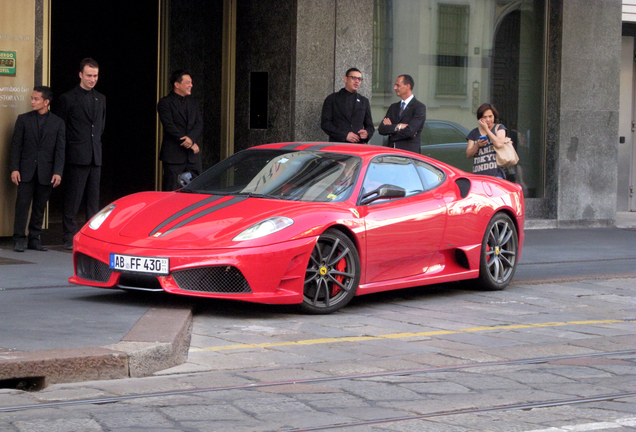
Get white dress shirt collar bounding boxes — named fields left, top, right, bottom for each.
left=401, top=95, right=414, bottom=108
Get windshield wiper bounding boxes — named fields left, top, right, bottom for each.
left=236, top=192, right=281, bottom=199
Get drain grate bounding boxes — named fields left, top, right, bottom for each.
left=0, top=377, right=45, bottom=391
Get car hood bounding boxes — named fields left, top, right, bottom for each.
left=82, top=191, right=352, bottom=249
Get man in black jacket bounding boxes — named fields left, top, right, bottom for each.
left=57, top=58, right=106, bottom=249
left=9, top=86, right=65, bottom=252
left=321, top=68, right=374, bottom=143
left=378, top=74, right=426, bottom=153
left=157, top=70, right=203, bottom=191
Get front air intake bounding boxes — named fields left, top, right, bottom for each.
left=76, top=253, right=112, bottom=283
left=172, top=266, right=252, bottom=293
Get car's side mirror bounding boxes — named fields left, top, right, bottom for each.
left=360, top=184, right=406, bottom=205
left=178, top=171, right=194, bottom=187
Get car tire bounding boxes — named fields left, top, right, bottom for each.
left=301, top=229, right=360, bottom=314
left=477, top=212, right=519, bottom=291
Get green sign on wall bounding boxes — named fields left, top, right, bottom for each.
left=0, top=51, right=16, bottom=76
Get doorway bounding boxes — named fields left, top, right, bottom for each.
left=48, top=1, right=159, bottom=232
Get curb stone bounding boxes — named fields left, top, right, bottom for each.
left=0, top=306, right=192, bottom=387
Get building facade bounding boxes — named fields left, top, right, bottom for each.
left=0, top=0, right=628, bottom=236
left=168, top=0, right=627, bottom=228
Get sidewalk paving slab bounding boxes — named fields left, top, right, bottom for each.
left=0, top=211, right=635, bottom=387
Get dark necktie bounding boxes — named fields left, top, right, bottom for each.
left=399, top=101, right=406, bottom=116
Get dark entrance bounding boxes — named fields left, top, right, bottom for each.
left=48, top=1, right=159, bottom=238
left=491, top=9, right=520, bottom=133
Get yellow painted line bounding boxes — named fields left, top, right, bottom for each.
left=191, top=319, right=631, bottom=352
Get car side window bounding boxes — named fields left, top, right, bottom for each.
left=361, top=156, right=424, bottom=199
left=414, top=160, right=446, bottom=191
left=425, top=122, right=468, bottom=146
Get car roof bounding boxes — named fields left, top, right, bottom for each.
left=248, top=142, right=466, bottom=178
left=250, top=142, right=425, bottom=158
left=425, top=119, right=471, bottom=134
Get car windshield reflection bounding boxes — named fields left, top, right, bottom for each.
left=181, top=149, right=361, bottom=202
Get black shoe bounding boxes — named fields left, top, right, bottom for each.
left=27, top=239, right=48, bottom=252
left=63, top=240, right=73, bottom=251
left=13, top=240, right=25, bottom=252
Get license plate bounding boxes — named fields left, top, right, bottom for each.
left=110, top=253, right=169, bottom=275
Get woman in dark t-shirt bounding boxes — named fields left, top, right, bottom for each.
left=466, top=103, right=507, bottom=179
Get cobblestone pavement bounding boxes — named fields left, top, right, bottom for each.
left=1, top=276, right=635, bottom=431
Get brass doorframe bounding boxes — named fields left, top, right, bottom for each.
left=155, top=0, right=235, bottom=190
left=155, top=0, right=170, bottom=191
left=43, top=0, right=51, bottom=228
left=220, top=0, right=236, bottom=161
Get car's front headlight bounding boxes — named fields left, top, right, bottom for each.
left=233, top=217, right=294, bottom=241
left=88, top=204, right=116, bottom=230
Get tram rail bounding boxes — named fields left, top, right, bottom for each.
left=2, top=349, right=635, bottom=414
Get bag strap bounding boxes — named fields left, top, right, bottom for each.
left=496, top=124, right=508, bottom=137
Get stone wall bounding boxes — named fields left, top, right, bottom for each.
left=293, top=0, right=374, bottom=141
left=555, top=0, right=621, bottom=226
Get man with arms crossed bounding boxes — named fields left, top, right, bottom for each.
left=378, top=74, right=426, bottom=153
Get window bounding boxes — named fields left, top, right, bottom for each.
left=362, top=156, right=423, bottom=199
left=414, top=160, right=445, bottom=191
left=423, top=121, right=469, bottom=146
left=436, top=4, right=469, bottom=96
left=371, top=0, right=546, bottom=198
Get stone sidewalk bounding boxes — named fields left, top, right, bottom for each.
left=1, top=217, right=635, bottom=386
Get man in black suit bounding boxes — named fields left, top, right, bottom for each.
left=157, top=70, right=203, bottom=191
left=378, top=74, right=426, bottom=153
left=321, top=68, right=374, bottom=143
left=9, top=86, right=65, bottom=252
left=57, top=58, right=106, bottom=250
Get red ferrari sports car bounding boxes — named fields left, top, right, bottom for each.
left=69, top=142, right=524, bottom=314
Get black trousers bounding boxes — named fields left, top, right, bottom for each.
left=162, top=162, right=200, bottom=191
left=62, top=164, right=101, bottom=243
left=13, top=178, right=53, bottom=241
left=390, top=140, right=420, bottom=154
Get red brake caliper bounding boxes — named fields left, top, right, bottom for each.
left=332, top=254, right=346, bottom=296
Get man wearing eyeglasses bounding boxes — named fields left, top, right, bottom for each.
left=321, top=68, right=374, bottom=144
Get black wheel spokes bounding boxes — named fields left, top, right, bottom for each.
left=324, top=238, right=341, bottom=265
left=487, top=254, right=502, bottom=281
left=312, top=277, right=330, bottom=308
left=304, top=238, right=352, bottom=308
left=327, top=272, right=351, bottom=292
left=487, top=221, right=517, bottom=283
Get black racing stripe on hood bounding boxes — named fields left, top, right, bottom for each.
left=159, top=196, right=249, bottom=237
left=149, top=195, right=223, bottom=237
left=280, top=142, right=323, bottom=150
left=302, top=143, right=339, bottom=151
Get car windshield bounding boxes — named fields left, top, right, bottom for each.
left=181, top=149, right=361, bottom=202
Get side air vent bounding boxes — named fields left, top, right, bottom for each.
left=455, top=249, right=470, bottom=270
left=455, top=178, right=471, bottom=198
